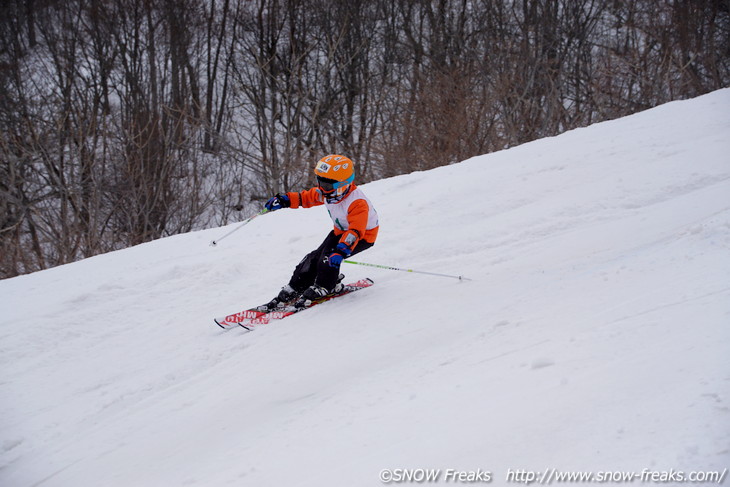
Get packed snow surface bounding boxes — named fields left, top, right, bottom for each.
left=2, top=90, right=729, bottom=486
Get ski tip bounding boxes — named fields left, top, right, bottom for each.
left=214, top=317, right=241, bottom=330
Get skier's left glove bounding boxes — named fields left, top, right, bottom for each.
left=265, top=193, right=290, bottom=211
left=327, top=243, right=352, bottom=267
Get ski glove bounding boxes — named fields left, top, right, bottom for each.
left=265, top=193, right=290, bottom=211
left=327, top=243, right=352, bottom=267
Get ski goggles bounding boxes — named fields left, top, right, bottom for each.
left=317, top=174, right=354, bottom=193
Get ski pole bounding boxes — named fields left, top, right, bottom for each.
left=210, top=208, right=269, bottom=247
left=344, top=260, right=472, bottom=281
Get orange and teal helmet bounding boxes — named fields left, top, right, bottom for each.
left=314, top=154, right=355, bottom=201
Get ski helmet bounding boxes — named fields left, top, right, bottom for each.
left=314, top=154, right=355, bottom=201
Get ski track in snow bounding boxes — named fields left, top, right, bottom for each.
left=1, top=89, right=730, bottom=486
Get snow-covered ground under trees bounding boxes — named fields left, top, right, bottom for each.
left=1, top=89, right=729, bottom=487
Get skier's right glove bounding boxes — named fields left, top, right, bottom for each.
left=265, top=193, right=290, bottom=211
left=327, top=242, right=352, bottom=268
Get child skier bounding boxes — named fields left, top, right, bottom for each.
left=260, top=154, right=379, bottom=310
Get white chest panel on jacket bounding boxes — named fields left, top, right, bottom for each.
left=324, top=187, right=379, bottom=231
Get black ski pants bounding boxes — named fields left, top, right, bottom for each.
left=288, top=230, right=373, bottom=292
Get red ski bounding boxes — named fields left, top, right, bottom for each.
left=214, top=278, right=374, bottom=330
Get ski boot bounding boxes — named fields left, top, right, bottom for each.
left=292, top=275, right=345, bottom=309
left=257, top=284, right=300, bottom=312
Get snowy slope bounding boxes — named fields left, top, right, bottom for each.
left=1, top=89, right=729, bottom=487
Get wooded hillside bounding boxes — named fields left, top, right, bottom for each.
left=2, top=0, right=728, bottom=277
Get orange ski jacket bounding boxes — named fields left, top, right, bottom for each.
left=286, top=185, right=379, bottom=250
